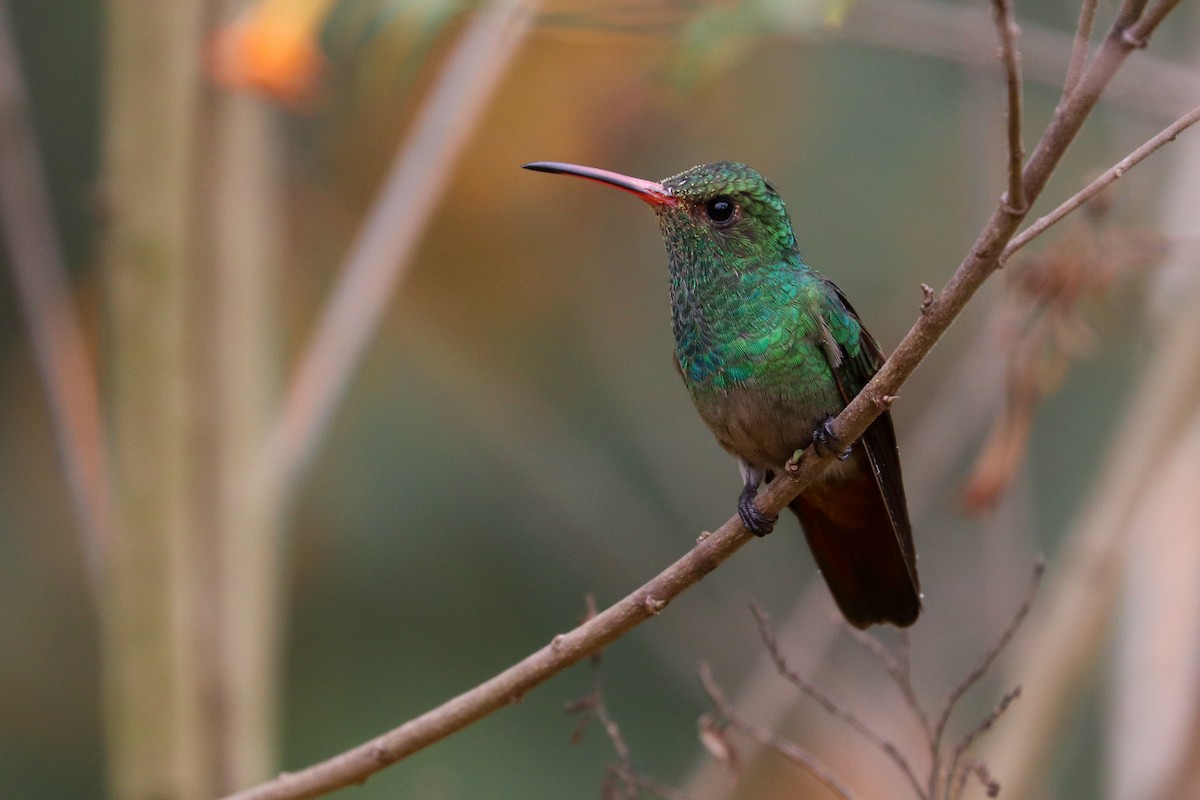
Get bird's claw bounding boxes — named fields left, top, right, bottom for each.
left=738, top=484, right=777, bottom=537
left=812, top=416, right=852, bottom=461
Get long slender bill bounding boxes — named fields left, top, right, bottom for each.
left=523, top=161, right=677, bottom=206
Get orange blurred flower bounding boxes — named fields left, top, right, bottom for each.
left=209, top=0, right=334, bottom=110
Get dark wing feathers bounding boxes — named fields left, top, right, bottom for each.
left=790, top=281, right=920, bottom=627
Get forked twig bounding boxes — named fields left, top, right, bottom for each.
left=566, top=596, right=635, bottom=799
left=1004, top=104, right=1200, bottom=260
left=751, top=604, right=927, bottom=799
left=605, top=765, right=697, bottom=800
left=699, top=663, right=858, bottom=800
left=841, top=624, right=934, bottom=750
left=945, top=687, right=1021, bottom=799
left=757, top=561, right=1041, bottom=800
left=952, top=759, right=1001, bottom=800
left=932, top=559, right=1044, bottom=746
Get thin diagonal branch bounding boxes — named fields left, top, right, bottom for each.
left=841, top=623, right=935, bottom=750
left=932, top=560, right=1044, bottom=747
left=699, top=663, right=858, bottom=800
left=945, top=687, right=1021, bottom=800
left=992, top=0, right=1026, bottom=212
left=222, top=525, right=758, bottom=800
left=1005, top=104, right=1200, bottom=260
left=0, top=0, right=109, bottom=594
left=272, top=0, right=533, bottom=491
left=761, top=0, right=1181, bottom=519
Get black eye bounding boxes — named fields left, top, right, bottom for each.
left=704, top=196, right=736, bottom=225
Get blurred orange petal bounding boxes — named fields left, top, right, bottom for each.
left=209, top=0, right=333, bottom=110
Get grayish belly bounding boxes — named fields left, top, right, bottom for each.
left=695, top=387, right=838, bottom=471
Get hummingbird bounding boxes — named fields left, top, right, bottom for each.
left=524, top=160, right=920, bottom=628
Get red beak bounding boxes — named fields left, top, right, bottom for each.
left=523, top=161, right=677, bottom=207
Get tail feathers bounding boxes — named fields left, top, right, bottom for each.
left=790, top=472, right=921, bottom=629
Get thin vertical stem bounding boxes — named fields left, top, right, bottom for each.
left=195, top=15, right=286, bottom=789
left=1061, top=0, right=1097, bottom=100
left=101, top=0, right=210, bottom=797
left=991, top=0, right=1026, bottom=212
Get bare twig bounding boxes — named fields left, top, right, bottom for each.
left=991, top=0, right=1026, bottom=212
left=0, top=0, right=109, bottom=594
left=1004, top=104, right=1200, bottom=260
left=952, top=760, right=1000, bottom=800
left=566, top=596, right=637, bottom=799
left=1126, top=0, right=1186, bottom=47
left=221, top=4, right=1184, bottom=799
left=222, top=517, right=759, bottom=800
left=571, top=601, right=693, bottom=800
left=767, top=0, right=1181, bottom=525
left=841, top=0, right=1200, bottom=121
left=945, top=687, right=1021, bottom=799
left=699, top=664, right=858, bottom=800
left=750, top=604, right=926, bottom=799
left=932, top=560, right=1043, bottom=749
left=1061, top=0, right=1098, bottom=100
left=606, top=765, right=697, bottom=800
left=840, top=623, right=934, bottom=750
left=272, top=0, right=534, bottom=490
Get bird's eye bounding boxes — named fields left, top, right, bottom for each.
left=704, top=196, right=736, bottom=225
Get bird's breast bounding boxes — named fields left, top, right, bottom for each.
left=692, top=385, right=842, bottom=472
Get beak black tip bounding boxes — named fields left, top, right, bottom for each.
left=522, top=161, right=563, bottom=174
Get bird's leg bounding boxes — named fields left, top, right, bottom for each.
left=811, top=415, right=852, bottom=461
left=736, top=460, right=777, bottom=537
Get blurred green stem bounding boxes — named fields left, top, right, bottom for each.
left=101, top=0, right=209, bottom=798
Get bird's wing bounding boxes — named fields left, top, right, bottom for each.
left=819, top=280, right=920, bottom=593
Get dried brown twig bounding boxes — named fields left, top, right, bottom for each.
left=1005, top=104, right=1200, bottom=259
left=751, top=604, right=926, bottom=799
left=723, top=562, right=1042, bottom=800
left=1061, top=0, right=1099, bottom=102
left=965, top=211, right=1168, bottom=513
left=566, top=595, right=695, bottom=800
left=699, top=663, right=857, bottom=800
left=934, top=561, right=1044, bottom=797
left=991, top=0, right=1026, bottom=213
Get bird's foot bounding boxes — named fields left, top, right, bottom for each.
left=737, top=483, right=777, bottom=537
left=812, top=416, right=852, bottom=461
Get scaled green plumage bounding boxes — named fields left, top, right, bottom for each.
left=524, top=159, right=921, bottom=628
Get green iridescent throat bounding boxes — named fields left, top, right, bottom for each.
left=652, top=162, right=862, bottom=395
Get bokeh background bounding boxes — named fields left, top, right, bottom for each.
left=3, top=1, right=1200, bottom=798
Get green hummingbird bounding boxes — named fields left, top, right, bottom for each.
left=524, top=160, right=920, bottom=628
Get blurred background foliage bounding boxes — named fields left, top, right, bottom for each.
left=2, top=0, right=1199, bottom=798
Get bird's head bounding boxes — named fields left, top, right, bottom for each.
left=523, top=160, right=798, bottom=271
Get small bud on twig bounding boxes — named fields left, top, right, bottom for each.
left=920, top=283, right=935, bottom=312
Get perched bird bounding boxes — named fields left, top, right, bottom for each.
left=524, top=160, right=920, bottom=628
